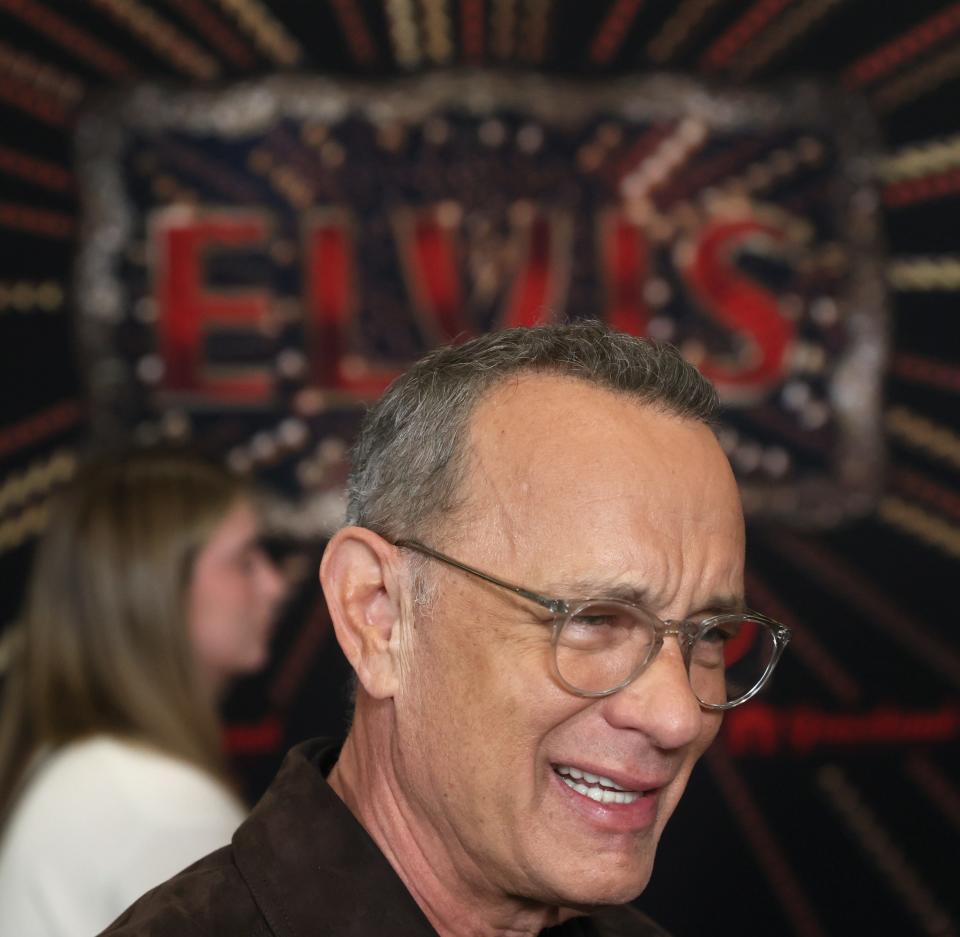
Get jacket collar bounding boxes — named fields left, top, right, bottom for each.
left=232, top=738, right=438, bottom=937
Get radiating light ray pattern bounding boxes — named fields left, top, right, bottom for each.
left=818, top=765, right=958, bottom=937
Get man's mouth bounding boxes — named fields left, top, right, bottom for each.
left=553, top=764, right=644, bottom=805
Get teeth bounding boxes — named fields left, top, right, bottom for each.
left=554, top=765, right=642, bottom=805
left=556, top=764, right=625, bottom=790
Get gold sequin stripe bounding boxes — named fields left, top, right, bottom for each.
left=728, top=0, right=845, bottom=80
left=0, top=501, right=48, bottom=555
left=147, top=138, right=265, bottom=204
left=886, top=407, right=960, bottom=471
left=211, top=0, right=303, bottom=67
left=0, top=621, right=23, bottom=675
left=767, top=530, right=960, bottom=689
left=647, top=0, right=723, bottom=64
left=687, top=135, right=825, bottom=209
left=904, top=755, right=960, bottom=834
left=818, top=765, right=958, bottom=937
left=0, top=280, right=63, bottom=314
left=520, top=0, right=552, bottom=64
left=0, top=38, right=85, bottom=102
left=90, top=0, right=220, bottom=80
left=745, top=568, right=862, bottom=705
left=247, top=142, right=314, bottom=209
left=876, top=134, right=960, bottom=182
left=164, top=0, right=257, bottom=70
left=888, top=256, right=960, bottom=290
left=420, top=0, right=454, bottom=64
left=707, top=747, right=830, bottom=937
left=491, top=0, right=517, bottom=60
left=872, top=42, right=960, bottom=113
left=621, top=118, right=707, bottom=207
left=385, top=0, right=422, bottom=68
left=877, top=496, right=960, bottom=562
left=0, top=449, right=75, bottom=519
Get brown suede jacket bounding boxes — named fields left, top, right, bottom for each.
left=99, top=739, right=673, bottom=937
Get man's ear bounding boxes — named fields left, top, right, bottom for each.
left=320, top=527, right=406, bottom=700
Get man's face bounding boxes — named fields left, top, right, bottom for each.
left=391, top=374, right=745, bottom=910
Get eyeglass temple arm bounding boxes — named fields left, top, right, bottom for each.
left=394, top=539, right=568, bottom=615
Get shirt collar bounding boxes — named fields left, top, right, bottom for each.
left=232, top=738, right=438, bottom=937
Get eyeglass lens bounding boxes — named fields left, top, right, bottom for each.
left=554, top=604, right=777, bottom=705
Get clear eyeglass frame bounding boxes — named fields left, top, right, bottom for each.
left=395, top=538, right=791, bottom=711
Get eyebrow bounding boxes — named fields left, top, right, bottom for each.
left=694, top=595, right=748, bottom=615
left=544, top=579, right=746, bottom=615
left=548, top=579, right=650, bottom=606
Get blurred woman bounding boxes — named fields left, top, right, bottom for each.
left=0, top=448, right=286, bottom=937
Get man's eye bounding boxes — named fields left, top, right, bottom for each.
left=699, top=627, right=731, bottom=644
left=571, top=613, right=616, bottom=626
left=567, top=603, right=640, bottom=632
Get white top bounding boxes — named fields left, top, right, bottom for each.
left=0, top=735, right=246, bottom=937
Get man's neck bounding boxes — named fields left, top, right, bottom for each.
left=328, top=712, right=574, bottom=937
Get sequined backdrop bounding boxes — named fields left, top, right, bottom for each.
left=1, top=4, right=958, bottom=937
left=75, top=74, right=885, bottom=528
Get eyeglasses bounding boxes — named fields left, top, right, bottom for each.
left=395, top=539, right=791, bottom=711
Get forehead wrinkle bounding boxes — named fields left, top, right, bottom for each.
left=456, top=372, right=744, bottom=608
left=450, top=428, right=525, bottom=560
left=454, top=380, right=556, bottom=553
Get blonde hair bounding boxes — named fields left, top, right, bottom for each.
left=0, top=448, right=249, bottom=816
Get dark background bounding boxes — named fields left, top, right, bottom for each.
left=1, top=3, right=958, bottom=936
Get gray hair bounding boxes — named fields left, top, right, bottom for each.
left=345, top=320, right=719, bottom=541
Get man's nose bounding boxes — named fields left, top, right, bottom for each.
left=600, top=637, right=704, bottom=751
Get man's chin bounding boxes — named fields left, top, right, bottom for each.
left=536, top=862, right=653, bottom=912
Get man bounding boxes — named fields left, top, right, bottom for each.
left=102, top=322, right=789, bottom=936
